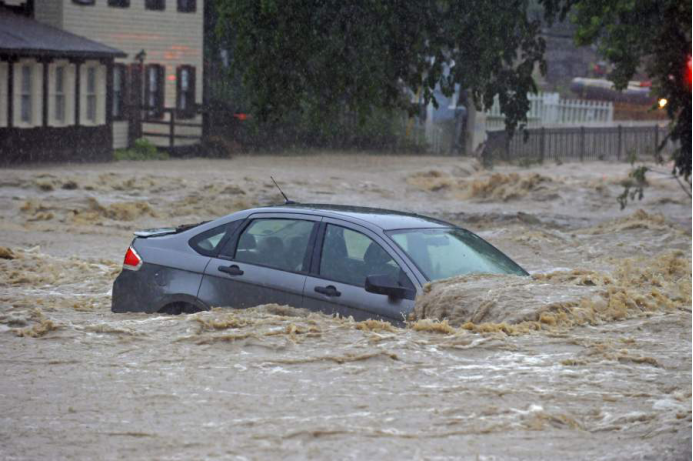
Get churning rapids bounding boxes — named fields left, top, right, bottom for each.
left=0, top=155, right=690, bottom=460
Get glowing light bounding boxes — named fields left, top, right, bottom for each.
left=658, top=98, right=668, bottom=108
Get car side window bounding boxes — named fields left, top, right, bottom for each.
left=189, top=220, right=241, bottom=256
left=234, top=218, right=315, bottom=272
left=319, top=224, right=412, bottom=288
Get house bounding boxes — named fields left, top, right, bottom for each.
left=0, top=5, right=125, bottom=162
left=0, top=0, right=204, bottom=163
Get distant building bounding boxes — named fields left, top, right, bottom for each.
left=0, top=0, right=203, bottom=163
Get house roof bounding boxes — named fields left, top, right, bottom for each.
left=0, top=11, right=126, bottom=59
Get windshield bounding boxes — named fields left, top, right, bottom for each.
left=387, top=228, right=527, bottom=281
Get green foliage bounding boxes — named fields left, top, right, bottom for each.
left=552, top=0, right=691, bottom=180
left=114, top=138, right=169, bottom=161
left=213, top=0, right=690, bottom=179
left=617, top=165, right=648, bottom=210
left=214, top=0, right=546, bottom=137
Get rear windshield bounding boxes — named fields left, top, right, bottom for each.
left=386, top=228, right=527, bottom=281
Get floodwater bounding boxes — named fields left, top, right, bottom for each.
left=0, top=155, right=690, bottom=460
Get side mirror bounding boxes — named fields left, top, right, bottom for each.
left=365, top=274, right=408, bottom=299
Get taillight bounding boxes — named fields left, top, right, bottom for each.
left=123, top=246, right=143, bottom=271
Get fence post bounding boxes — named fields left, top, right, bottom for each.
left=169, top=109, right=176, bottom=152
left=579, top=126, right=585, bottom=161
left=654, top=125, right=659, bottom=157
left=617, top=125, right=622, bottom=161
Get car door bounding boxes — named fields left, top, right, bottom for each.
left=303, top=219, right=417, bottom=322
left=198, top=213, right=320, bottom=309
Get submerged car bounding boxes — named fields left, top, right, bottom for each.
left=112, top=204, right=528, bottom=322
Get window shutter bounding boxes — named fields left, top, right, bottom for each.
left=66, top=63, right=76, bottom=125
left=80, top=64, right=88, bottom=125
left=31, top=61, right=42, bottom=126
left=97, top=64, right=107, bottom=125
left=188, top=66, right=196, bottom=117
left=48, top=63, right=56, bottom=126
left=157, top=65, right=165, bottom=118
left=12, top=62, right=20, bottom=126
left=175, top=65, right=182, bottom=115
left=143, top=65, right=151, bottom=114
left=0, top=62, right=7, bottom=127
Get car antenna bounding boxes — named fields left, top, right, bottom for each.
left=270, top=176, right=297, bottom=205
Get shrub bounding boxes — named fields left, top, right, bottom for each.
left=114, top=138, right=169, bottom=161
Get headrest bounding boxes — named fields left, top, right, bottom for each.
left=238, top=233, right=256, bottom=249
left=261, top=236, right=284, bottom=252
left=324, top=233, right=347, bottom=259
left=364, top=242, right=391, bottom=266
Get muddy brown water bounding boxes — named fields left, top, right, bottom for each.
left=0, top=156, right=690, bottom=460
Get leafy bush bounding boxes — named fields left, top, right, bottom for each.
left=114, top=138, right=169, bottom=161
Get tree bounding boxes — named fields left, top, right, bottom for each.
left=546, top=0, right=691, bottom=182
left=214, top=0, right=546, bottom=134
left=215, top=0, right=691, bottom=180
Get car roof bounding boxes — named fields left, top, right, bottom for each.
left=249, top=203, right=452, bottom=231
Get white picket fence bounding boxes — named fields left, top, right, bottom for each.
left=486, top=92, right=614, bottom=131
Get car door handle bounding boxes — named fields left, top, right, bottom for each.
left=218, top=265, right=244, bottom=276
left=315, top=285, right=341, bottom=297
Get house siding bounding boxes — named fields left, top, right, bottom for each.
left=59, top=0, right=204, bottom=149
left=113, top=120, right=128, bottom=149
left=33, top=0, right=63, bottom=29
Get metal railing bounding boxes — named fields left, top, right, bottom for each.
left=484, top=124, right=672, bottom=163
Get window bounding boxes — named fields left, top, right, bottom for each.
left=20, top=65, right=32, bottom=123
left=319, top=225, right=406, bottom=287
left=233, top=219, right=315, bottom=272
left=113, top=64, right=127, bottom=120
left=176, top=65, right=195, bottom=118
left=145, top=0, right=165, bottom=10
left=86, top=66, right=97, bottom=122
left=108, top=0, right=130, bottom=7
left=55, top=66, right=65, bottom=123
left=189, top=221, right=242, bottom=256
left=145, top=64, right=164, bottom=119
left=72, top=0, right=95, bottom=5
left=387, top=228, right=527, bottom=281
left=177, top=0, right=196, bottom=12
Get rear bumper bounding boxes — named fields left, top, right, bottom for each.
left=111, top=263, right=207, bottom=314
left=111, top=264, right=163, bottom=313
